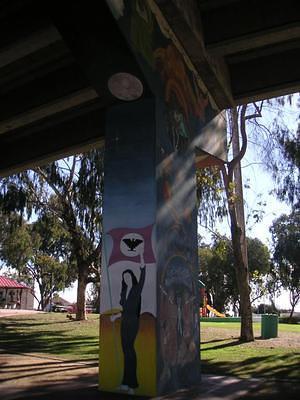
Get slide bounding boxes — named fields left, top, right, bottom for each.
left=206, top=304, right=226, bottom=318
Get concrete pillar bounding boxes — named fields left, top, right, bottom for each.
left=98, top=1, right=226, bottom=397
left=100, top=95, right=200, bottom=397
left=51, top=1, right=226, bottom=396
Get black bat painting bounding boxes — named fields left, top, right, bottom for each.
left=122, top=238, right=143, bottom=252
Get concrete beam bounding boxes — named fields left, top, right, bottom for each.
left=0, top=88, right=99, bottom=135
left=0, top=138, right=104, bottom=178
left=0, top=25, right=61, bottom=68
left=0, top=106, right=106, bottom=177
left=201, top=0, right=300, bottom=46
left=229, top=46, right=300, bottom=103
left=207, top=24, right=300, bottom=56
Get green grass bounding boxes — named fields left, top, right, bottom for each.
left=1, top=314, right=299, bottom=380
left=201, top=321, right=300, bottom=332
left=200, top=321, right=300, bottom=380
left=0, top=313, right=99, bottom=360
left=278, top=323, right=300, bottom=332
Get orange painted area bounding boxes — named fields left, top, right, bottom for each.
left=99, top=312, right=157, bottom=397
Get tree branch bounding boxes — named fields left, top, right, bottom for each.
left=66, top=156, right=77, bottom=192
left=32, top=167, right=65, bottom=203
left=228, top=105, right=248, bottom=174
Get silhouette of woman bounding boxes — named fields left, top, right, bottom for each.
left=120, top=264, right=146, bottom=391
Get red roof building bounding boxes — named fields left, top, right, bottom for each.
left=0, top=276, right=31, bottom=289
left=0, top=276, right=34, bottom=310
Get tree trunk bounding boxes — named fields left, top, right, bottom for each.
left=230, top=221, right=254, bottom=341
left=39, top=284, right=45, bottom=311
left=223, top=107, right=254, bottom=342
left=288, top=304, right=295, bottom=322
left=76, top=270, right=87, bottom=320
left=288, top=292, right=297, bottom=322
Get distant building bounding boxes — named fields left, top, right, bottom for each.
left=52, top=295, right=73, bottom=307
left=0, top=276, right=34, bottom=310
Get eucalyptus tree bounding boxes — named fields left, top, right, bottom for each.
left=0, top=149, right=104, bottom=320
left=198, top=104, right=264, bottom=341
left=248, top=95, right=299, bottom=209
left=199, top=236, right=271, bottom=314
left=197, top=97, right=297, bottom=341
left=0, top=211, right=76, bottom=310
left=270, top=210, right=300, bottom=320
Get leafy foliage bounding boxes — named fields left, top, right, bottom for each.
left=0, top=212, right=76, bottom=309
left=0, top=149, right=104, bottom=318
left=248, top=95, right=299, bottom=208
left=197, top=167, right=227, bottom=228
left=199, top=236, right=271, bottom=314
left=270, top=210, right=300, bottom=318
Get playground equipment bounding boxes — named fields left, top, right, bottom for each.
left=199, top=280, right=226, bottom=317
left=206, top=304, right=226, bottom=318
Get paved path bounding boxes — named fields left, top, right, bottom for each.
left=0, top=350, right=299, bottom=400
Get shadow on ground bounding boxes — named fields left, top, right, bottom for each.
left=0, top=317, right=98, bottom=359
left=1, top=316, right=299, bottom=399
left=200, top=337, right=300, bottom=380
left=154, top=378, right=300, bottom=400
left=5, top=376, right=300, bottom=400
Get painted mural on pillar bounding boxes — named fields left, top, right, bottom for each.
left=105, top=0, right=226, bottom=395
left=106, top=0, right=225, bottom=156
left=159, top=254, right=199, bottom=391
left=156, top=148, right=200, bottom=393
left=100, top=100, right=157, bottom=397
left=155, top=44, right=208, bottom=151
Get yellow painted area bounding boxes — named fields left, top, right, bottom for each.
left=99, top=313, right=157, bottom=397
left=206, top=304, right=226, bottom=317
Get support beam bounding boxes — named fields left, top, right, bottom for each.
left=0, top=88, right=99, bottom=135
left=0, top=41, right=73, bottom=94
left=0, top=25, right=61, bottom=68
left=0, top=106, right=105, bottom=177
left=0, top=64, right=93, bottom=120
left=200, top=0, right=300, bottom=47
left=229, top=46, right=300, bottom=103
left=207, top=24, right=300, bottom=56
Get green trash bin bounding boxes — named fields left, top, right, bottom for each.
left=261, top=314, right=278, bottom=339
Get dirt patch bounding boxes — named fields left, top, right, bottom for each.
left=0, top=350, right=98, bottom=400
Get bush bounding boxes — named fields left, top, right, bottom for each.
left=279, top=316, right=300, bottom=324
left=255, top=303, right=279, bottom=314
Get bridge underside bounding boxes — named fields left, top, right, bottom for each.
left=0, top=0, right=299, bottom=176
left=1, top=1, right=299, bottom=396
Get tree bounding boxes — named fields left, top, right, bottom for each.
left=199, top=236, right=271, bottom=314
left=247, top=237, right=271, bottom=304
left=249, top=95, right=299, bottom=209
left=270, top=210, right=300, bottom=320
left=197, top=96, right=299, bottom=337
left=198, top=104, right=266, bottom=341
left=0, top=149, right=104, bottom=319
left=0, top=212, right=76, bottom=310
left=0, top=212, right=33, bottom=275
left=199, top=240, right=233, bottom=313
left=87, top=282, right=100, bottom=313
